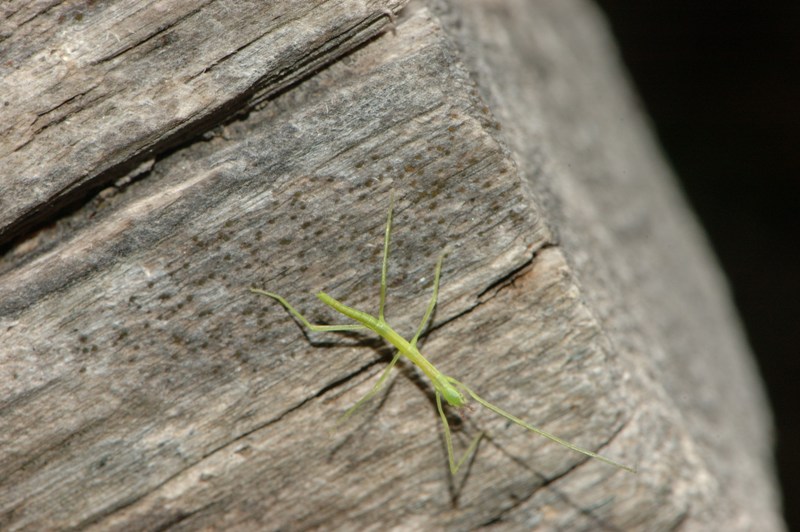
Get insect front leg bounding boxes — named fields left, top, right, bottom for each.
left=411, top=248, right=448, bottom=347
left=250, top=289, right=367, bottom=332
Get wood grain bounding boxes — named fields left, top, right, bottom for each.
left=0, top=0, right=406, bottom=245
left=0, top=1, right=782, bottom=530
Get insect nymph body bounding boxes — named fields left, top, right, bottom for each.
left=251, top=197, right=634, bottom=475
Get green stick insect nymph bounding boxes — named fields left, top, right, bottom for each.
left=251, top=196, right=635, bottom=475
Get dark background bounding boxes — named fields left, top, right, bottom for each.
left=593, top=1, right=799, bottom=528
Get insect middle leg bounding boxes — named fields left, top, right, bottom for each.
left=339, top=350, right=403, bottom=422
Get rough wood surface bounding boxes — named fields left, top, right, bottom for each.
left=0, top=1, right=783, bottom=530
left=0, top=0, right=405, bottom=246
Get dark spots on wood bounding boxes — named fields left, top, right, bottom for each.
left=93, top=455, right=109, bottom=470
left=0, top=7, right=650, bottom=530
left=508, top=210, right=524, bottom=226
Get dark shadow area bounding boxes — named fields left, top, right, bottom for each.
left=593, top=1, right=799, bottom=527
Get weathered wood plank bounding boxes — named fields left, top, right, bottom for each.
left=0, top=0, right=406, bottom=246
left=0, top=1, right=782, bottom=530
left=1, top=10, right=559, bottom=530
left=442, top=0, right=782, bottom=529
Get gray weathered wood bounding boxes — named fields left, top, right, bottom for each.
left=0, top=0, right=405, bottom=246
left=0, top=1, right=783, bottom=530
left=436, top=1, right=784, bottom=529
